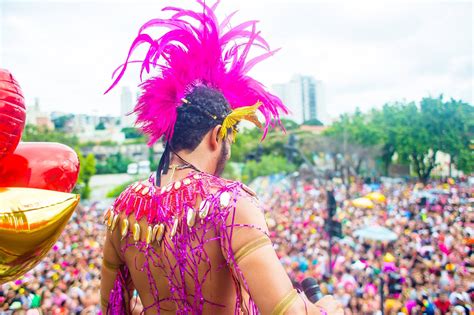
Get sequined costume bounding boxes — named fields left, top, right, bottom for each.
left=103, top=171, right=272, bottom=314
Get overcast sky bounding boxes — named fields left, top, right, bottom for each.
left=1, top=0, right=472, bottom=120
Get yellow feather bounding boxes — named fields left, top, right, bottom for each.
left=219, top=102, right=263, bottom=139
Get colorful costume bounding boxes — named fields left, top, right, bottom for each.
left=103, top=0, right=290, bottom=314
left=104, top=171, right=271, bottom=314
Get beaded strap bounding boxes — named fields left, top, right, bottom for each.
left=101, top=295, right=109, bottom=308
left=102, top=258, right=122, bottom=271
left=234, top=235, right=272, bottom=265
left=271, top=289, right=299, bottom=315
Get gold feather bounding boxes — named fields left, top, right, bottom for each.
left=219, top=101, right=263, bottom=140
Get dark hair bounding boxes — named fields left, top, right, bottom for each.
left=155, top=85, right=231, bottom=185
left=171, top=85, right=231, bottom=152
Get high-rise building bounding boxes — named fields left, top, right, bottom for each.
left=120, top=86, right=135, bottom=128
left=272, top=75, right=326, bottom=124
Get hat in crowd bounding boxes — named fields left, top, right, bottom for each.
left=454, top=293, right=464, bottom=301
left=9, top=301, right=22, bottom=310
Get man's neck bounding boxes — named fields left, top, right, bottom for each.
left=168, top=152, right=214, bottom=177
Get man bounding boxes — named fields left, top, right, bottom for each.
left=100, top=1, right=343, bottom=314
left=434, top=293, right=451, bottom=315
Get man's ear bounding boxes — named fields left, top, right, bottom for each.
left=209, top=125, right=222, bottom=151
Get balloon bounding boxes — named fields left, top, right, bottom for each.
left=365, top=192, right=386, bottom=203
left=352, top=197, right=375, bottom=209
left=0, top=69, right=26, bottom=161
left=0, top=187, right=79, bottom=284
left=384, top=253, right=395, bottom=263
left=0, top=142, right=80, bottom=193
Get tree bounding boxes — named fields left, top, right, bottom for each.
left=52, top=114, right=74, bottom=130
left=96, top=152, right=132, bottom=174
left=95, top=121, right=106, bottom=130
left=394, top=96, right=473, bottom=183
left=303, top=118, right=324, bottom=126
left=241, top=154, right=297, bottom=183
left=323, top=109, right=383, bottom=180
left=437, top=98, right=474, bottom=175
left=322, top=97, right=473, bottom=182
left=74, top=151, right=96, bottom=199
left=22, top=124, right=79, bottom=148
left=370, top=103, right=406, bottom=175
left=122, top=127, right=144, bottom=139
left=280, top=118, right=300, bottom=130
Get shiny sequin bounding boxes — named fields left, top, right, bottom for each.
left=146, top=225, right=154, bottom=244
left=198, top=200, right=210, bottom=219
left=154, top=223, right=165, bottom=243
left=220, top=192, right=231, bottom=208
left=186, top=207, right=196, bottom=227
left=111, top=214, right=119, bottom=231
left=174, top=181, right=182, bottom=190
left=107, top=211, right=114, bottom=228
left=141, top=186, right=150, bottom=196
left=170, top=217, right=179, bottom=238
left=133, top=223, right=141, bottom=242
left=121, top=218, right=129, bottom=240
left=183, top=178, right=191, bottom=185
left=134, top=183, right=143, bottom=192
left=103, top=207, right=112, bottom=224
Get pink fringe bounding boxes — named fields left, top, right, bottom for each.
left=107, top=266, right=131, bottom=315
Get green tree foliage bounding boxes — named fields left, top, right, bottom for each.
left=106, top=180, right=135, bottom=198
left=241, top=154, right=297, bottom=183
left=96, top=153, right=132, bottom=174
left=325, top=109, right=382, bottom=147
left=74, top=151, right=96, bottom=199
left=95, top=121, right=106, bottom=130
left=122, top=127, right=144, bottom=139
left=22, top=124, right=79, bottom=148
left=324, top=96, right=473, bottom=182
left=52, top=114, right=74, bottom=130
left=303, top=118, right=324, bottom=126
left=280, top=118, right=300, bottom=130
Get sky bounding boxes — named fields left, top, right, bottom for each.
left=1, top=0, right=472, bottom=121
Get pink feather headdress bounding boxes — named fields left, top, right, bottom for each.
left=106, top=0, right=288, bottom=145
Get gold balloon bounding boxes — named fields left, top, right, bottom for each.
left=0, top=187, right=79, bottom=284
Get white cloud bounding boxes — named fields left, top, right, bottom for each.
left=1, top=0, right=472, bottom=119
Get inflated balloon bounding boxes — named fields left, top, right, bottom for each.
left=352, top=197, right=375, bottom=209
left=0, top=142, right=80, bottom=193
left=0, top=69, right=26, bottom=161
left=365, top=192, right=386, bottom=203
left=0, top=187, right=79, bottom=284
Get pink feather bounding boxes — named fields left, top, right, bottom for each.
left=106, top=0, right=288, bottom=145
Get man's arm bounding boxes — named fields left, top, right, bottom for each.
left=100, top=229, right=133, bottom=314
left=223, top=195, right=343, bottom=315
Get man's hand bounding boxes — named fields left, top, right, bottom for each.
left=315, top=295, right=344, bottom=315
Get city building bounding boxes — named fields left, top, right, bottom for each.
left=25, top=98, right=55, bottom=129
left=272, top=75, right=327, bottom=124
left=120, top=86, right=136, bottom=128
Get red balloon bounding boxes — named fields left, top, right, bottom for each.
left=0, top=69, right=26, bottom=161
left=0, top=142, right=80, bottom=193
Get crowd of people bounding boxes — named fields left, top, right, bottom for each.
left=257, top=174, right=473, bottom=314
left=1, top=174, right=473, bottom=314
left=1, top=204, right=103, bottom=314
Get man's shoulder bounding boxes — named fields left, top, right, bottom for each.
left=215, top=176, right=258, bottom=199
